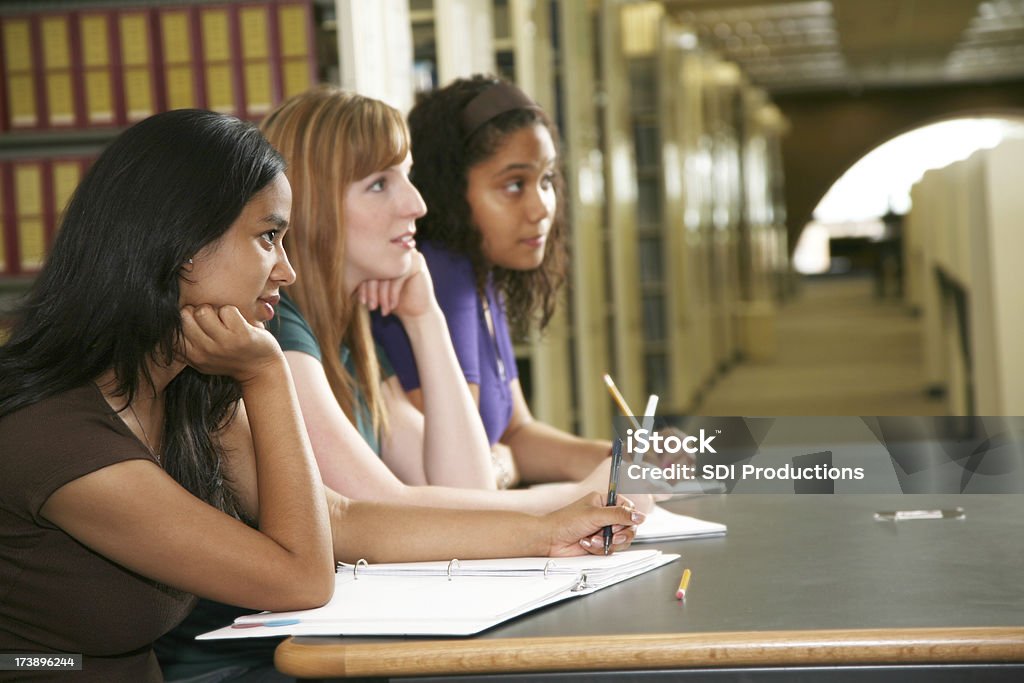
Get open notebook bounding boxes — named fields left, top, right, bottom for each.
left=634, top=506, right=727, bottom=543
left=197, top=549, right=678, bottom=639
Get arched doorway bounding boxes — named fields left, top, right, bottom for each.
left=793, top=116, right=1024, bottom=275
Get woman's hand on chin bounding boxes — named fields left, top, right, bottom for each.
left=179, top=304, right=284, bottom=384
left=358, top=251, right=439, bottom=320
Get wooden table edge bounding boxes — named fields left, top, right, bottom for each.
left=274, top=626, right=1024, bottom=678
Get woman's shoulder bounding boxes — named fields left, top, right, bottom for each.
left=418, top=241, right=477, bottom=303
left=273, top=291, right=308, bottom=326
left=418, top=240, right=473, bottom=273
left=1, top=384, right=112, bottom=433
left=0, top=384, right=147, bottom=516
left=268, top=291, right=322, bottom=361
left=0, top=383, right=139, bottom=455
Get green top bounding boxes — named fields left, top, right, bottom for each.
left=270, top=291, right=393, bottom=453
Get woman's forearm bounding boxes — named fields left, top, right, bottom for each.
left=381, top=477, right=594, bottom=515
left=399, top=309, right=495, bottom=489
left=326, top=489, right=641, bottom=564
left=327, top=494, right=547, bottom=563
left=505, top=419, right=610, bottom=483
left=243, top=360, right=334, bottom=574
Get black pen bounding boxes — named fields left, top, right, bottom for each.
left=603, top=438, right=623, bottom=555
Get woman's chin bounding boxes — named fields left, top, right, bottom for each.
left=499, top=256, right=545, bottom=272
left=367, top=265, right=411, bottom=283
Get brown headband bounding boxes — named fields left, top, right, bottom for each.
left=459, top=81, right=542, bottom=140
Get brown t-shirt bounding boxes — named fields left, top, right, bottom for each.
left=0, top=384, right=196, bottom=682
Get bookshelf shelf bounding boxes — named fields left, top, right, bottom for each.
left=0, top=0, right=318, bottom=279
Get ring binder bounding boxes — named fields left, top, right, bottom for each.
left=446, top=559, right=460, bottom=580
left=352, top=558, right=368, bottom=579
left=199, top=550, right=679, bottom=639
left=342, top=558, right=568, bottom=580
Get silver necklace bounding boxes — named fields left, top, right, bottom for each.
left=128, top=402, right=160, bottom=463
left=480, top=294, right=507, bottom=383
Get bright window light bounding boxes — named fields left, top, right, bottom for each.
left=814, top=117, right=1023, bottom=222
left=794, top=117, right=1024, bottom=274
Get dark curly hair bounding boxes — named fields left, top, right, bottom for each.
left=408, top=75, right=567, bottom=338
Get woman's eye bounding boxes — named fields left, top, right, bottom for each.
left=540, top=173, right=556, bottom=189
left=369, top=178, right=386, bottom=192
left=260, top=230, right=279, bottom=245
left=505, top=180, right=524, bottom=193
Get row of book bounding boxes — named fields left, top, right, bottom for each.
left=0, top=0, right=316, bottom=131
left=1, top=156, right=93, bottom=276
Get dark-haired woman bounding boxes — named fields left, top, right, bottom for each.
left=373, top=76, right=613, bottom=488
left=0, top=109, right=334, bottom=681
left=0, top=109, right=638, bottom=682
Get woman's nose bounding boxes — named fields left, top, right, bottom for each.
left=274, top=247, right=297, bottom=286
left=405, top=184, right=427, bottom=219
left=526, top=186, right=553, bottom=223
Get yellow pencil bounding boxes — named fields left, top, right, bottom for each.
left=602, top=374, right=641, bottom=429
left=675, top=568, right=691, bottom=600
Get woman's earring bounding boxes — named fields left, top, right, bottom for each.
left=182, top=257, right=194, bottom=272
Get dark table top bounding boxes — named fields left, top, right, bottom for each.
left=276, top=494, right=1024, bottom=678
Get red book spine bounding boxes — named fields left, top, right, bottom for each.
left=0, top=161, right=13, bottom=276
left=156, top=4, right=205, bottom=111
left=6, top=158, right=49, bottom=275
left=118, top=8, right=162, bottom=123
left=49, top=155, right=91, bottom=246
left=237, top=2, right=280, bottom=120
left=273, top=0, right=317, bottom=102
left=197, top=4, right=243, bottom=117
left=77, top=10, right=123, bottom=127
left=35, top=11, right=88, bottom=129
left=0, top=16, right=8, bottom=133
left=1, top=14, right=45, bottom=130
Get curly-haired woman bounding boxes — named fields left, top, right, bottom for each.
left=372, top=75, right=613, bottom=488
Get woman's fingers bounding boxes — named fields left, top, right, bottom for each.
left=579, top=525, right=638, bottom=555
left=386, top=276, right=403, bottom=315
left=378, top=278, right=399, bottom=316
left=358, top=278, right=403, bottom=316
left=359, top=281, right=380, bottom=312
left=355, top=251, right=438, bottom=319
left=178, top=304, right=281, bottom=380
left=545, top=493, right=644, bottom=557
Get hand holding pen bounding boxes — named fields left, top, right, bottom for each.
left=543, top=491, right=643, bottom=557
left=603, top=438, right=624, bottom=554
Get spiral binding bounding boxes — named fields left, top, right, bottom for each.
left=345, top=557, right=574, bottom=583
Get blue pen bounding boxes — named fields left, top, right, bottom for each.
left=603, top=438, right=623, bottom=555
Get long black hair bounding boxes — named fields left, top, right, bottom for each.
left=408, top=75, right=568, bottom=338
left=0, top=109, right=284, bottom=516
